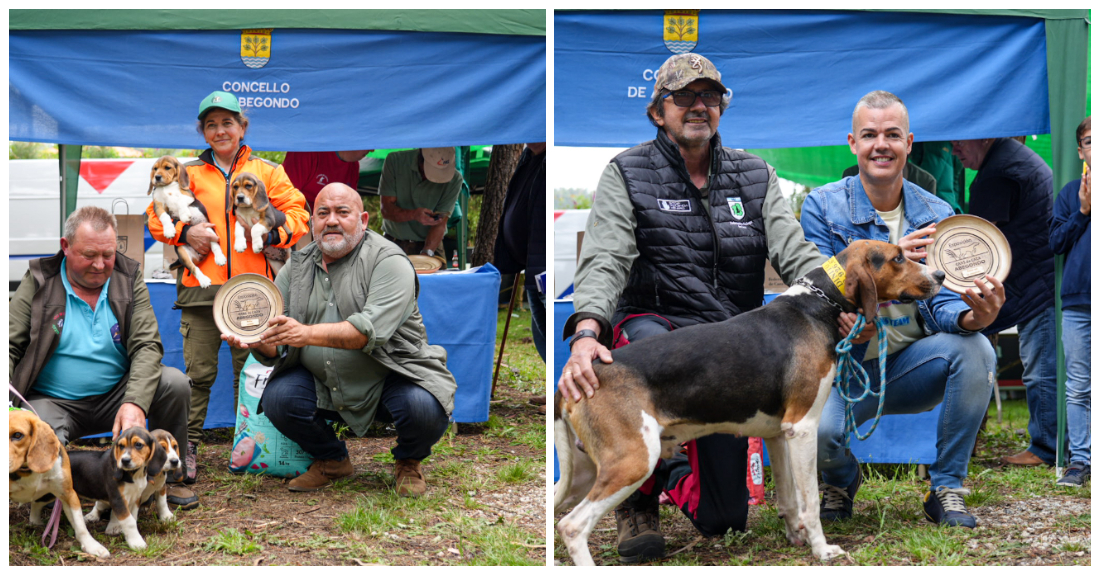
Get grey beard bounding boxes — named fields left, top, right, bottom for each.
left=318, top=228, right=363, bottom=259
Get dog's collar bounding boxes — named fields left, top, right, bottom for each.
left=795, top=277, right=848, bottom=313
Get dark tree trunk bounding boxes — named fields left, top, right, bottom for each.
left=472, top=143, right=523, bottom=267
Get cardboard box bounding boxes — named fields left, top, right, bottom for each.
left=114, top=213, right=147, bottom=272
left=763, top=259, right=789, bottom=294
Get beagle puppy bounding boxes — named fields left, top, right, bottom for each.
left=147, top=155, right=227, bottom=288
left=9, top=409, right=110, bottom=558
left=68, top=426, right=165, bottom=551
left=230, top=171, right=289, bottom=275
left=85, top=429, right=181, bottom=526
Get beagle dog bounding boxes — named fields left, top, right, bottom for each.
left=9, top=409, right=111, bottom=558
left=85, top=429, right=180, bottom=526
left=68, top=426, right=165, bottom=551
left=147, top=155, right=227, bottom=288
left=230, top=171, right=289, bottom=275
left=554, top=240, right=945, bottom=565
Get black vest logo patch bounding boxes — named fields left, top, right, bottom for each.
left=657, top=199, right=692, bottom=213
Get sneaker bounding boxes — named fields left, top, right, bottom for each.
left=615, top=497, right=665, bottom=562
left=1056, top=462, right=1091, bottom=487
left=288, top=458, right=354, bottom=492
left=820, top=465, right=863, bottom=521
left=184, top=441, right=198, bottom=485
left=923, top=486, right=976, bottom=528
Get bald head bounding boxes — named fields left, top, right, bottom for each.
left=314, top=182, right=361, bottom=215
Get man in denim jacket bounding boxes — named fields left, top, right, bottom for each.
left=800, top=91, right=1006, bottom=528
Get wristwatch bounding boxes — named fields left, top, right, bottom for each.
left=420, top=249, right=435, bottom=257
left=568, top=329, right=599, bottom=349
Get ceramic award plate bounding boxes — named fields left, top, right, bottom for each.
left=213, top=273, right=284, bottom=343
left=927, top=215, right=1011, bottom=294
left=408, top=254, right=443, bottom=274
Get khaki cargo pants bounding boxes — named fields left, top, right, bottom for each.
left=181, top=306, right=250, bottom=445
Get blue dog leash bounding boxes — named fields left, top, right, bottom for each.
left=833, top=315, right=890, bottom=449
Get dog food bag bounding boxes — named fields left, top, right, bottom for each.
left=230, top=355, right=312, bottom=478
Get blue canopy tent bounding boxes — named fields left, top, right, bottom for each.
left=555, top=9, right=1089, bottom=468
left=9, top=9, right=546, bottom=427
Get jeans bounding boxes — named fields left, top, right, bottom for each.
left=818, top=332, right=995, bottom=490
left=261, top=365, right=450, bottom=462
left=1017, top=306, right=1058, bottom=464
left=527, top=289, right=546, bottom=362
left=1062, top=305, right=1091, bottom=465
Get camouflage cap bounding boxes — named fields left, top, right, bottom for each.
left=653, top=53, right=726, bottom=94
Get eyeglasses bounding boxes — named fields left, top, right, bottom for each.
left=1079, top=137, right=1091, bottom=150
left=663, top=89, right=722, bottom=108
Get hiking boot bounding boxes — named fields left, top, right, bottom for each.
left=394, top=459, right=427, bottom=497
left=615, top=497, right=664, bottom=562
left=1000, top=449, right=1047, bottom=467
left=1056, top=462, right=1091, bottom=487
left=820, top=465, right=863, bottom=521
left=166, top=486, right=199, bottom=510
left=183, top=441, right=198, bottom=485
left=288, top=458, right=354, bottom=492
left=923, top=486, right=976, bottom=528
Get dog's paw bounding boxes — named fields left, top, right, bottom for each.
left=81, top=539, right=111, bottom=558
left=814, top=544, right=844, bottom=561
left=195, top=272, right=212, bottom=289
left=83, top=511, right=100, bottom=524
left=28, top=513, right=44, bottom=527
left=213, top=252, right=227, bottom=266
left=125, top=536, right=147, bottom=551
left=234, top=240, right=247, bottom=253
left=159, top=511, right=176, bottom=523
left=160, top=214, right=176, bottom=238
left=105, top=522, right=121, bottom=535
left=251, top=241, right=264, bottom=254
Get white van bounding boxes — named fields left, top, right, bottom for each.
left=8, top=157, right=190, bottom=291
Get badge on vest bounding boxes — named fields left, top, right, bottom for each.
left=727, top=197, right=745, bottom=220
left=658, top=199, right=692, bottom=213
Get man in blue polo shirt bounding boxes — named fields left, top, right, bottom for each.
left=9, top=206, right=196, bottom=509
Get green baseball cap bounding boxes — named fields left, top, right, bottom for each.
left=197, top=91, right=241, bottom=120
left=653, top=53, right=727, bottom=94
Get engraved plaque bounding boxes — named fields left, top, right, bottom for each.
left=213, top=274, right=284, bottom=343
left=927, top=215, right=1012, bottom=294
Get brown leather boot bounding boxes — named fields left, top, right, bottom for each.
left=288, top=458, right=354, bottom=492
left=615, top=498, right=665, bottom=562
left=394, top=459, right=427, bottom=497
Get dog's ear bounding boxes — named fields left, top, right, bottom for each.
left=146, top=438, right=167, bottom=479
left=844, top=262, right=879, bottom=323
left=27, top=420, right=61, bottom=474
left=177, top=161, right=190, bottom=191
left=147, top=167, right=156, bottom=196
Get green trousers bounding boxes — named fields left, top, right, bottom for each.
left=181, top=306, right=250, bottom=445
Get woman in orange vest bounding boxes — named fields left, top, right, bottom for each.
left=146, top=91, right=309, bottom=489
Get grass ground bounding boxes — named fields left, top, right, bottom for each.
left=9, top=298, right=547, bottom=566
left=554, top=398, right=1091, bottom=566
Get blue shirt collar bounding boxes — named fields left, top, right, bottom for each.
left=847, top=175, right=940, bottom=228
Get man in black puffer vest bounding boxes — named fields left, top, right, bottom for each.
left=559, top=53, right=825, bottom=562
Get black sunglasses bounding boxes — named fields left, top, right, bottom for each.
left=663, top=89, right=722, bottom=108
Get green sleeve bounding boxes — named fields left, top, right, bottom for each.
left=378, top=153, right=399, bottom=198
left=121, top=274, right=166, bottom=412
left=9, top=271, right=36, bottom=382
left=762, top=165, right=827, bottom=284
left=572, top=163, right=639, bottom=323
left=344, top=256, right=417, bottom=354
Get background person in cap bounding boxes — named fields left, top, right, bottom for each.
left=145, top=90, right=310, bottom=486
left=283, top=150, right=373, bottom=210
left=801, top=90, right=1004, bottom=529
left=950, top=134, right=1058, bottom=468
left=1048, top=116, right=1091, bottom=487
left=558, top=52, right=825, bottom=562
left=378, top=147, right=464, bottom=258
left=10, top=206, right=197, bottom=509
left=221, top=183, right=456, bottom=496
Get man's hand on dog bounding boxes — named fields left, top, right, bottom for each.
left=559, top=328, right=614, bottom=401
left=185, top=222, right=218, bottom=256
left=958, top=274, right=1005, bottom=331
left=112, top=403, right=146, bottom=441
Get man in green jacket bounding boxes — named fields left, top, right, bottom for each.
left=9, top=206, right=196, bottom=509
left=223, top=183, right=456, bottom=496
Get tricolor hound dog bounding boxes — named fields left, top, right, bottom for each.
left=147, top=155, right=227, bottom=288
left=554, top=239, right=945, bottom=565
left=84, top=429, right=181, bottom=527
left=230, top=171, right=290, bottom=275
left=9, top=409, right=111, bottom=558
left=68, top=426, right=166, bottom=551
